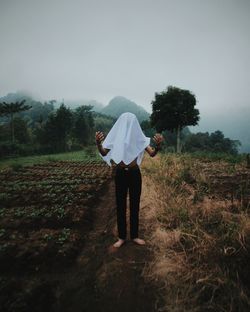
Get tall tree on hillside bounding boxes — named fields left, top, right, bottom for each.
left=39, top=103, right=72, bottom=152
left=13, top=116, right=31, bottom=144
left=53, top=104, right=72, bottom=151
left=72, top=105, right=94, bottom=145
left=0, top=100, right=32, bottom=142
left=150, top=86, right=200, bottom=153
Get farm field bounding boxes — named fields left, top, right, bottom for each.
left=0, top=156, right=114, bottom=311
left=0, top=149, right=96, bottom=170
left=1, top=151, right=250, bottom=312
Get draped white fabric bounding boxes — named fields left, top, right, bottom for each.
left=100, top=112, right=150, bottom=166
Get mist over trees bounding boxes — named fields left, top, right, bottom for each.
left=146, top=85, right=240, bottom=154
left=183, top=130, right=241, bottom=155
left=0, top=91, right=242, bottom=158
left=0, top=100, right=32, bottom=143
left=0, top=93, right=115, bottom=157
left=142, top=119, right=240, bottom=155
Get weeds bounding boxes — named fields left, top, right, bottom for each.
left=142, top=153, right=250, bottom=312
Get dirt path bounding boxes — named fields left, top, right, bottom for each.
left=52, top=180, right=158, bottom=312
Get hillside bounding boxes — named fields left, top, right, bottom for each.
left=191, top=105, right=250, bottom=153
left=62, top=99, right=104, bottom=112
left=101, top=96, right=150, bottom=123
left=0, top=90, right=34, bottom=103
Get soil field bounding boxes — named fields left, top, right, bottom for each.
left=2, top=155, right=249, bottom=312
left=0, top=160, right=158, bottom=312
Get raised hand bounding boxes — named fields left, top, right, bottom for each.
left=95, top=131, right=105, bottom=144
left=153, top=133, right=164, bottom=146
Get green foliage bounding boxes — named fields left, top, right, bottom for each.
left=183, top=130, right=241, bottom=155
left=0, top=92, right=54, bottom=126
left=13, top=116, right=31, bottom=144
left=151, top=85, right=200, bottom=132
left=1, top=99, right=93, bottom=156
left=181, top=151, right=244, bottom=163
left=0, top=99, right=32, bottom=143
left=10, top=162, right=23, bottom=171
left=0, top=193, right=10, bottom=207
left=0, top=229, right=6, bottom=238
left=140, top=120, right=155, bottom=139
left=0, top=149, right=101, bottom=170
left=0, top=142, right=39, bottom=158
left=35, top=104, right=96, bottom=153
left=72, top=105, right=94, bottom=145
left=151, top=86, right=199, bottom=153
left=93, top=112, right=115, bottom=134
left=0, top=99, right=32, bottom=117
left=57, top=228, right=71, bottom=244
left=36, top=103, right=72, bottom=152
left=140, top=119, right=191, bottom=151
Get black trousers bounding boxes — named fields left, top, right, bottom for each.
left=114, top=165, right=142, bottom=240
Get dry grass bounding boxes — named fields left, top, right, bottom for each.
left=141, top=153, right=250, bottom=312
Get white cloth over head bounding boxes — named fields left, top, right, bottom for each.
left=100, top=112, right=150, bottom=166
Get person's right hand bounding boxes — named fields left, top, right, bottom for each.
left=95, top=131, right=105, bottom=144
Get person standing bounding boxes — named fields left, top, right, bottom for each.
left=95, top=112, right=163, bottom=248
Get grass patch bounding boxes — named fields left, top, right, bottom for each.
left=0, top=147, right=102, bottom=170
left=142, top=153, right=250, bottom=312
left=9, top=162, right=23, bottom=172
left=186, top=151, right=245, bottom=164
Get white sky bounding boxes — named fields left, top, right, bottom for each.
left=0, top=0, right=250, bottom=121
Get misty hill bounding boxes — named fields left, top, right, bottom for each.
left=62, top=99, right=104, bottom=112
left=1, top=91, right=249, bottom=152
left=101, top=96, right=150, bottom=122
left=0, top=91, right=54, bottom=126
left=0, top=90, right=34, bottom=103
left=0, top=91, right=105, bottom=112
left=191, top=106, right=250, bottom=153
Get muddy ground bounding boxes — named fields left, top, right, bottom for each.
left=0, top=171, right=160, bottom=312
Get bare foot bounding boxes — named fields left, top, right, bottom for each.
left=132, top=238, right=146, bottom=245
left=113, top=239, right=126, bottom=248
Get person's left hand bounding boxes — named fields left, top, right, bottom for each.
left=153, top=133, right=164, bottom=146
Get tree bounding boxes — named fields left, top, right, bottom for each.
left=93, top=112, right=115, bottom=134
left=72, top=106, right=94, bottom=145
left=183, top=130, right=241, bottom=155
left=38, top=104, right=72, bottom=152
left=140, top=120, right=155, bottom=138
left=0, top=100, right=32, bottom=142
left=13, top=116, right=31, bottom=144
left=72, top=105, right=94, bottom=145
left=151, top=86, right=200, bottom=153
left=51, top=103, right=72, bottom=151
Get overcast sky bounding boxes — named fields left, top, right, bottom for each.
left=0, top=0, right=250, bottom=120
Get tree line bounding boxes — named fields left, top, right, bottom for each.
left=0, top=100, right=108, bottom=157
left=0, top=86, right=241, bottom=158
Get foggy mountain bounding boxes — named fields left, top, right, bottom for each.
left=101, top=96, right=150, bottom=123
left=0, top=90, right=34, bottom=103
left=61, top=100, right=104, bottom=112
left=43, top=96, right=150, bottom=123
